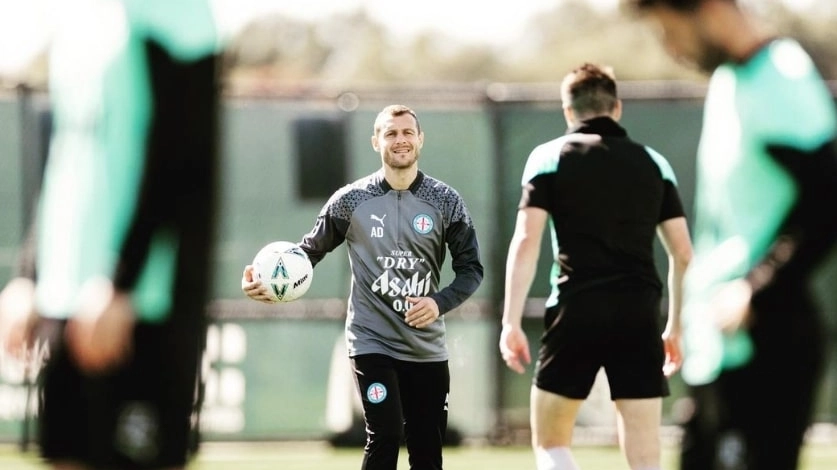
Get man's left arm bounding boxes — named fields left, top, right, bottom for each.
left=746, top=140, right=837, bottom=292
left=430, top=216, right=484, bottom=315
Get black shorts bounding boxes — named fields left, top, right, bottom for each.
left=36, top=318, right=203, bottom=469
left=680, top=286, right=825, bottom=470
left=534, top=283, right=669, bottom=400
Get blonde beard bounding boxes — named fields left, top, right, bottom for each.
left=384, top=151, right=419, bottom=170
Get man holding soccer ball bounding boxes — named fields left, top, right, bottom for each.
left=242, top=104, right=484, bottom=470
left=628, top=1, right=837, bottom=469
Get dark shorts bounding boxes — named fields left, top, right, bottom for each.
left=534, top=283, right=669, bottom=400
left=680, top=287, right=825, bottom=470
left=36, top=318, right=203, bottom=470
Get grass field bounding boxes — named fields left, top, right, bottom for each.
left=2, top=441, right=837, bottom=469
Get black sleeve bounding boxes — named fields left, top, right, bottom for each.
left=519, top=174, right=555, bottom=212
left=113, top=42, right=219, bottom=293
left=299, top=212, right=349, bottom=268
left=659, top=180, right=686, bottom=222
left=431, top=220, right=484, bottom=315
left=745, top=140, right=837, bottom=292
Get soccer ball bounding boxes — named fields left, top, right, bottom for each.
left=251, top=241, right=313, bottom=302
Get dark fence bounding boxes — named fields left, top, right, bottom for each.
left=0, top=82, right=835, bottom=443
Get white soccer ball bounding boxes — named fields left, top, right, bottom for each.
left=251, top=241, right=313, bottom=303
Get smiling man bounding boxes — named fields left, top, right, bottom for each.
left=242, top=104, right=484, bottom=470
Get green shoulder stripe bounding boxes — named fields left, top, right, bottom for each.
left=124, top=0, right=222, bottom=60
left=750, top=39, right=837, bottom=149
left=644, top=146, right=678, bottom=185
left=521, top=135, right=572, bottom=185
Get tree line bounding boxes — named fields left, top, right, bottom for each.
left=223, top=0, right=837, bottom=95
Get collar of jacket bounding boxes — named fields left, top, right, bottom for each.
left=378, top=169, right=425, bottom=193
left=567, top=116, right=627, bottom=138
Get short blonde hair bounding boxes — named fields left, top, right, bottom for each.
left=373, top=104, right=421, bottom=136
left=560, top=63, right=618, bottom=118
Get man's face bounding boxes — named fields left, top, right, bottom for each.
left=644, top=5, right=729, bottom=73
left=372, top=113, right=424, bottom=170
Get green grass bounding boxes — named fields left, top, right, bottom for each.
left=2, top=441, right=836, bottom=469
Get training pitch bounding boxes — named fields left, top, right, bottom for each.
left=2, top=441, right=837, bottom=469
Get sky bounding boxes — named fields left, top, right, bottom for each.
left=243, top=0, right=618, bottom=45
left=3, top=0, right=590, bottom=76
left=0, top=0, right=823, bottom=79
left=238, top=0, right=819, bottom=45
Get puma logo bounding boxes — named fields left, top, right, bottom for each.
left=371, top=214, right=387, bottom=227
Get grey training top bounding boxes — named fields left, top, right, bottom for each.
left=300, top=170, right=484, bottom=362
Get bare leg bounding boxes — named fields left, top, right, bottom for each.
left=530, top=386, right=583, bottom=470
left=614, top=397, right=662, bottom=470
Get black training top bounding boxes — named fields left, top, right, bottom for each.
left=519, top=116, right=685, bottom=307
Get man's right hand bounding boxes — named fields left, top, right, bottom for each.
left=241, top=265, right=277, bottom=303
left=499, top=323, right=531, bottom=374
left=0, top=277, right=37, bottom=360
left=66, top=277, right=135, bottom=374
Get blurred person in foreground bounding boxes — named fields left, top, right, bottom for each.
left=0, top=0, right=227, bottom=468
left=242, top=104, right=484, bottom=470
left=627, top=1, right=837, bottom=469
left=499, top=63, right=693, bottom=470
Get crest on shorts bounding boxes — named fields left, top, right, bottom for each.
left=366, top=382, right=388, bottom=404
